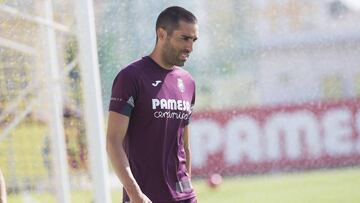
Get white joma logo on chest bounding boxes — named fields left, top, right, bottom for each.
left=152, top=80, right=162, bottom=86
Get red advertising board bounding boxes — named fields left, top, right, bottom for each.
left=190, top=99, right=360, bottom=176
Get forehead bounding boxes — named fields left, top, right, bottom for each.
left=173, top=20, right=199, bottom=37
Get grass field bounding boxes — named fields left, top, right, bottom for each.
left=195, top=167, right=360, bottom=203
left=7, top=167, right=360, bottom=203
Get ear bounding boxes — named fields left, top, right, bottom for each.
left=157, top=27, right=167, bottom=41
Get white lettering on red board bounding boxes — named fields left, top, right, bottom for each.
left=190, top=107, right=360, bottom=168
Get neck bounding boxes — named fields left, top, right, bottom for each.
left=149, top=47, right=174, bottom=70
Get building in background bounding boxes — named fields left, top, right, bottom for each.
left=194, top=0, right=360, bottom=109
left=251, top=0, right=360, bottom=105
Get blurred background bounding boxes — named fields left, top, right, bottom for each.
left=1, top=0, right=360, bottom=202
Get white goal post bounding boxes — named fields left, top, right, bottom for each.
left=75, top=0, right=111, bottom=203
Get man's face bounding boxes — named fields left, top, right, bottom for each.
left=162, top=21, right=198, bottom=67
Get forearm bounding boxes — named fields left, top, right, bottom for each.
left=0, top=170, right=7, bottom=203
left=106, top=136, right=141, bottom=197
left=185, top=147, right=192, bottom=177
left=183, top=126, right=192, bottom=177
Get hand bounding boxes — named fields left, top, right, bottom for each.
left=129, top=192, right=152, bottom=203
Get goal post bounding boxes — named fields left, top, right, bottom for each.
left=43, top=0, right=70, bottom=202
left=74, top=0, right=111, bottom=202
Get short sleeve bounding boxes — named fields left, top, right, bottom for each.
left=108, top=68, right=137, bottom=117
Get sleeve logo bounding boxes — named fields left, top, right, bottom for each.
left=177, top=78, right=185, bottom=93
left=127, top=96, right=135, bottom=107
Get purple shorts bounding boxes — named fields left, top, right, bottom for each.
left=176, top=196, right=197, bottom=203
left=156, top=196, right=197, bottom=203
left=124, top=196, right=197, bottom=203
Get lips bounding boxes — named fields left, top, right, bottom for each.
left=180, top=52, right=189, bottom=61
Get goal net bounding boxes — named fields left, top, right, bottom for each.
left=0, top=1, right=110, bottom=202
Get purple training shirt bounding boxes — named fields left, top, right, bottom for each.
left=109, top=56, right=196, bottom=202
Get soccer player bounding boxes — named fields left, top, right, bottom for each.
left=0, top=169, right=7, bottom=203
left=106, top=6, right=198, bottom=203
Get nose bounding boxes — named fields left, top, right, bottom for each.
left=186, top=41, right=193, bottom=53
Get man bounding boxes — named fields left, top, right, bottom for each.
left=106, top=6, right=199, bottom=203
left=0, top=169, right=7, bottom=203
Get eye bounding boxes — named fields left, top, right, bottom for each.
left=181, top=36, right=197, bottom=42
left=182, top=36, right=191, bottom=41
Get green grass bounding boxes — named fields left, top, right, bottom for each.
left=195, top=167, right=360, bottom=203
left=7, top=167, right=360, bottom=203
left=0, top=122, right=48, bottom=179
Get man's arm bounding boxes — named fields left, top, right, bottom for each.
left=106, top=111, right=151, bottom=203
left=183, top=125, right=192, bottom=177
left=0, top=169, right=7, bottom=203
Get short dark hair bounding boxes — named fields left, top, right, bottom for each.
left=156, top=6, right=197, bottom=36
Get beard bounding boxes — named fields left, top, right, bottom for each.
left=162, top=38, right=188, bottom=67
